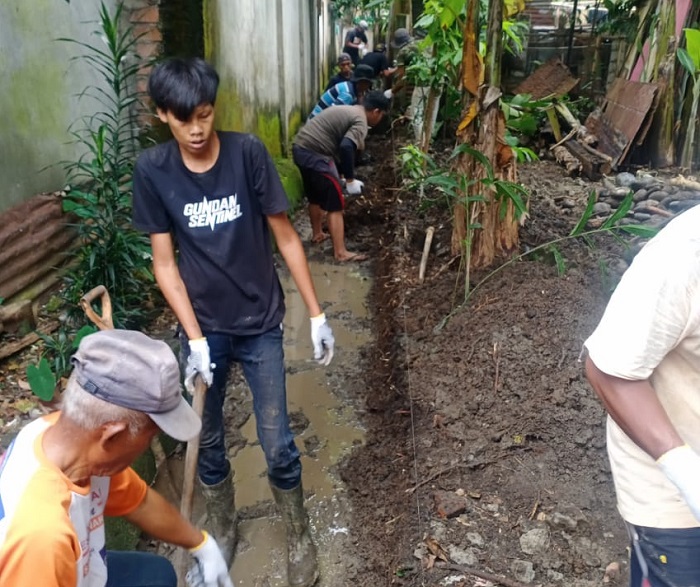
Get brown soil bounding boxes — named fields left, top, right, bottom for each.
left=338, top=135, right=630, bottom=587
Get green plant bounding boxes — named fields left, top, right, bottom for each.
left=419, top=143, right=528, bottom=299
left=398, top=144, right=436, bottom=187
left=677, top=28, right=700, bottom=169
left=409, top=0, right=531, bottom=144
left=434, top=190, right=658, bottom=330
left=58, top=2, right=155, bottom=328
left=26, top=325, right=96, bottom=401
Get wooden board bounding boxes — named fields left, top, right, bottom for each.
left=585, top=78, right=658, bottom=166
left=514, top=57, right=580, bottom=100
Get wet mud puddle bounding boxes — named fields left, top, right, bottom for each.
left=160, top=260, right=373, bottom=586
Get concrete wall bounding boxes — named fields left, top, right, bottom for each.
left=203, top=0, right=332, bottom=157
left=0, top=1, right=121, bottom=213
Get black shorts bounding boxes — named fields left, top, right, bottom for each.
left=292, top=145, right=345, bottom=212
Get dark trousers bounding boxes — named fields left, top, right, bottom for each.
left=105, top=551, right=176, bottom=587
left=628, top=523, right=700, bottom=586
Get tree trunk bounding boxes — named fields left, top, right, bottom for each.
left=451, top=0, right=519, bottom=269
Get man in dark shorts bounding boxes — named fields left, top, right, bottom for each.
left=292, top=91, right=389, bottom=262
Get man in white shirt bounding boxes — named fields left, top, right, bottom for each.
left=585, top=205, right=700, bottom=587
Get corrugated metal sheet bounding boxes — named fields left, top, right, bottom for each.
left=0, top=192, right=77, bottom=307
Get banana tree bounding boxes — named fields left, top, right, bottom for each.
left=677, top=28, right=700, bottom=170
left=450, top=0, right=524, bottom=269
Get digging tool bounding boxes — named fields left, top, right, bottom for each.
left=79, top=286, right=209, bottom=584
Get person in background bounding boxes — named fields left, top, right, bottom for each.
left=359, top=43, right=395, bottom=87
left=132, top=57, right=334, bottom=587
left=383, top=28, right=417, bottom=103
left=293, top=91, right=390, bottom=261
left=326, top=53, right=354, bottom=90
left=0, top=329, right=232, bottom=587
left=308, top=64, right=375, bottom=120
left=584, top=204, right=700, bottom=587
left=343, top=20, right=369, bottom=66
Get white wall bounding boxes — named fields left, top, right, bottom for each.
left=204, top=0, right=332, bottom=156
left=0, top=0, right=120, bottom=212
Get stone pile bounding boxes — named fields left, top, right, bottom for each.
left=589, top=171, right=700, bottom=228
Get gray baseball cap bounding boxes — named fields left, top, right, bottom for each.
left=71, top=329, right=201, bottom=441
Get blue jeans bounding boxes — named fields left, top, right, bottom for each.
left=181, top=325, right=301, bottom=490
left=628, top=523, right=700, bottom=586
left=105, top=551, right=176, bottom=587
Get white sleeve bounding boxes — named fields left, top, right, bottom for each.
left=585, top=245, right=697, bottom=380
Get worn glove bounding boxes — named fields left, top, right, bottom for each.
left=657, top=444, right=700, bottom=521
left=187, top=532, right=234, bottom=587
left=346, top=179, right=364, bottom=196
left=383, top=88, right=393, bottom=99
left=310, top=313, right=334, bottom=366
left=185, top=337, right=215, bottom=393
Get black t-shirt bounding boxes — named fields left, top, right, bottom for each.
left=344, top=28, right=368, bottom=64
left=132, top=132, right=288, bottom=335
left=360, top=51, right=389, bottom=77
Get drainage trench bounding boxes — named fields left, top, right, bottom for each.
left=156, top=259, right=373, bottom=586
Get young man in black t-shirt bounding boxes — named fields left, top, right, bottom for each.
left=132, top=57, right=333, bottom=587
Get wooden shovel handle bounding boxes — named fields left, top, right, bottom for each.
left=180, top=375, right=208, bottom=521
left=79, top=286, right=114, bottom=331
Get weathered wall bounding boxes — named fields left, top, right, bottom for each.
left=0, top=1, right=118, bottom=213
left=203, top=0, right=332, bottom=157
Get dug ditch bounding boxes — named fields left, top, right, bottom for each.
left=151, top=258, right=375, bottom=586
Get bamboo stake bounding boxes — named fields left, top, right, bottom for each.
left=418, top=226, right=435, bottom=283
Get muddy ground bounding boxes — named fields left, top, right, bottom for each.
left=0, top=131, right=639, bottom=587
left=336, top=135, right=632, bottom=587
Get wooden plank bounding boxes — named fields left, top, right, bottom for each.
left=563, top=139, right=612, bottom=181
left=514, top=57, right=580, bottom=99
left=585, top=78, right=658, bottom=166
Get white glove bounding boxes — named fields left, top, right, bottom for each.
left=187, top=532, right=234, bottom=587
left=185, top=337, right=215, bottom=393
left=383, top=88, right=393, bottom=99
left=346, top=179, right=364, bottom=195
left=657, top=444, right=700, bottom=521
left=310, top=313, right=334, bottom=366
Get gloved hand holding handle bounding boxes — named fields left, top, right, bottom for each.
left=657, top=444, right=700, bottom=521
left=187, top=531, right=234, bottom=587
left=310, top=313, right=335, bottom=366
left=185, top=337, right=215, bottom=393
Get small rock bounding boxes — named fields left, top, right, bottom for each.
left=547, top=570, right=565, bottom=582
left=593, top=202, right=612, bottom=215
left=609, top=187, right=632, bottom=200
left=549, top=511, right=578, bottom=530
left=631, top=173, right=660, bottom=190
left=520, top=527, right=550, bottom=555
left=433, top=491, right=468, bottom=519
left=511, top=559, right=535, bottom=584
left=615, top=172, right=636, bottom=187
left=603, top=561, right=621, bottom=583
left=632, top=188, right=648, bottom=202
left=560, top=198, right=576, bottom=209
left=633, top=213, right=652, bottom=222
left=466, top=532, right=485, bottom=547
left=634, top=199, right=659, bottom=211
left=448, top=545, right=478, bottom=566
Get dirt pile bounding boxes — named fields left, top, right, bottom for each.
left=340, top=142, right=631, bottom=586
